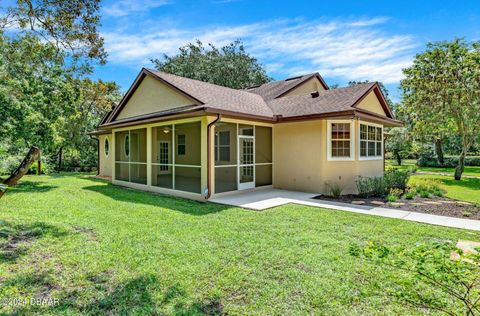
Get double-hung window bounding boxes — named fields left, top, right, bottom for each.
left=360, top=123, right=383, bottom=159
left=328, top=121, right=354, bottom=160
left=177, top=134, right=186, bottom=156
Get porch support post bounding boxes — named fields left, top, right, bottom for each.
left=201, top=117, right=209, bottom=197
left=111, top=131, right=116, bottom=181
left=146, top=126, right=152, bottom=186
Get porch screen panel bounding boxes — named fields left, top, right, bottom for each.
left=129, top=128, right=147, bottom=184
left=152, top=125, right=173, bottom=189
left=115, top=130, right=130, bottom=181
left=214, top=122, right=237, bottom=193
left=114, top=129, right=147, bottom=184
left=174, top=122, right=201, bottom=193
left=255, top=164, right=272, bottom=187
left=255, top=126, right=273, bottom=187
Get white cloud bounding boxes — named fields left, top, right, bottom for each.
left=103, top=17, right=416, bottom=84
left=103, top=0, right=170, bottom=17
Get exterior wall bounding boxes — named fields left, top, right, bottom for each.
left=116, top=76, right=195, bottom=120
left=273, top=119, right=384, bottom=194
left=356, top=90, right=386, bottom=116
left=283, top=77, right=326, bottom=97
left=98, top=134, right=112, bottom=177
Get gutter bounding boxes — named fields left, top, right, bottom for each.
left=206, top=113, right=221, bottom=199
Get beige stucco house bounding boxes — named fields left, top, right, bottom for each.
left=90, top=68, right=402, bottom=201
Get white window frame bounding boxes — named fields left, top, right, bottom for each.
left=104, top=137, right=110, bottom=158
left=327, top=119, right=355, bottom=161
left=358, top=121, right=383, bottom=161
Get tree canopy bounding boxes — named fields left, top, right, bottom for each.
left=401, top=38, right=480, bottom=180
left=151, top=40, right=272, bottom=89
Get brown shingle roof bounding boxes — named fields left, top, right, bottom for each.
left=147, top=69, right=274, bottom=118
left=245, top=73, right=324, bottom=100
left=269, top=82, right=376, bottom=118
left=99, top=68, right=400, bottom=128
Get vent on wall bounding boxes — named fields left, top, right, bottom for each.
left=311, top=91, right=320, bottom=98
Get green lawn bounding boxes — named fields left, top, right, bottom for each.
left=386, top=159, right=480, bottom=177
left=1, top=174, right=479, bottom=315
left=410, top=174, right=480, bottom=204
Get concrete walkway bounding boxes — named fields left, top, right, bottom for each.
left=211, top=189, right=480, bottom=231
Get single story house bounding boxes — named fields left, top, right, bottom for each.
left=89, top=68, right=402, bottom=200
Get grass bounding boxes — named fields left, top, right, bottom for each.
left=0, top=174, right=479, bottom=315
left=386, top=159, right=480, bottom=177
left=409, top=174, right=480, bottom=204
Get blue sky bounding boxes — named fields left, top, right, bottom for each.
left=93, top=0, right=480, bottom=101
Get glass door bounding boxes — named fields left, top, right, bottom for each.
left=238, top=135, right=255, bottom=190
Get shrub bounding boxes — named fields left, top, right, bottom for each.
left=410, top=178, right=443, bottom=199
left=386, top=194, right=398, bottom=202
left=325, top=181, right=343, bottom=198
left=419, top=191, right=430, bottom=198
left=384, top=169, right=410, bottom=192
left=0, top=155, right=23, bottom=175
left=356, top=176, right=385, bottom=198
left=417, top=154, right=480, bottom=167
left=404, top=191, right=415, bottom=200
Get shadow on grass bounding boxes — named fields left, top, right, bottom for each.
left=438, top=177, right=480, bottom=190
left=7, top=181, right=58, bottom=195
left=8, top=274, right=223, bottom=315
left=82, top=181, right=232, bottom=216
left=0, top=221, right=69, bottom=263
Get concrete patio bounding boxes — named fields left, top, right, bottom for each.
left=210, top=188, right=480, bottom=231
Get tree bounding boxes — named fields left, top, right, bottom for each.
left=151, top=40, right=272, bottom=89
left=1, top=0, right=106, bottom=68
left=385, top=127, right=412, bottom=165
left=401, top=38, right=480, bottom=180
left=0, top=33, right=119, bottom=171
left=351, top=240, right=480, bottom=315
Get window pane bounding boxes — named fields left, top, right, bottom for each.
left=130, top=163, right=147, bottom=184
left=255, top=126, right=272, bottom=163
left=219, top=131, right=229, bottom=146
left=360, top=124, right=367, bottom=140
left=152, top=125, right=173, bottom=164
left=215, top=167, right=237, bottom=193
left=376, top=127, right=382, bottom=141
left=368, top=126, right=375, bottom=140
left=240, top=166, right=254, bottom=183
left=177, top=134, right=186, bottom=155
left=130, top=128, right=147, bottom=163
left=360, top=140, right=367, bottom=157
left=376, top=141, right=382, bottom=156
left=175, top=166, right=201, bottom=193
left=332, top=140, right=350, bottom=157
left=239, top=124, right=253, bottom=136
left=239, top=138, right=254, bottom=165
left=115, top=163, right=129, bottom=181
left=219, top=147, right=230, bottom=161
left=152, top=165, right=173, bottom=189
left=368, top=141, right=376, bottom=156
left=175, top=122, right=201, bottom=166
left=104, top=138, right=110, bottom=156
left=115, top=131, right=129, bottom=162
left=214, top=122, right=237, bottom=166
left=255, top=164, right=272, bottom=187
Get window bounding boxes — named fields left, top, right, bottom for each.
left=177, top=134, right=185, bottom=155
left=329, top=122, right=353, bottom=159
left=124, top=134, right=130, bottom=157
left=215, top=131, right=230, bottom=162
left=360, top=123, right=383, bottom=159
left=104, top=138, right=109, bottom=157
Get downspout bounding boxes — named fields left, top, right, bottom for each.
left=206, top=114, right=221, bottom=199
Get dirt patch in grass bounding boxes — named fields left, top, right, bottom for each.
left=316, top=195, right=480, bottom=220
